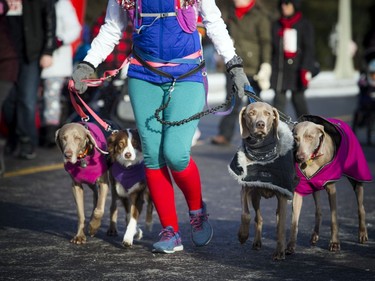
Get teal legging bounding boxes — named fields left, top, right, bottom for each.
left=128, top=78, right=205, bottom=171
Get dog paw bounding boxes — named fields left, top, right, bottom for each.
left=70, top=235, right=87, bottom=244
left=310, top=232, right=319, bottom=245
left=272, top=250, right=286, bottom=261
left=285, top=244, right=295, bottom=255
left=252, top=240, right=262, bottom=250
left=88, top=218, right=102, bottom=237
left=122, top=240, right=133, bottom=248
left=106, top=227, right=118, bottom=237
left=134, top=228, right=143, bottom=240
left=328, top=241, right=340, bottom=252
left=358, top=230, right=368, bottom=244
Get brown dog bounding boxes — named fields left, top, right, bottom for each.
left=287, top=116, right=372, bottom=254
left=55, top=122, right=110, bottom=244
left=107, top=129, right=153, bottom=247
left=228, top=102, right=298, bottom=260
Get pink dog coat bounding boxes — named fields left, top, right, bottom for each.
left=64, top=122, right=108, bottom=185
left=295, top=116, right=373, bottom=196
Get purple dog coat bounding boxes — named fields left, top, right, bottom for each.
left=64, top=122, right=108, bottom=185
left=295, top=116, right=373, bottom=196
left=111, top=161, right=146, bottom=192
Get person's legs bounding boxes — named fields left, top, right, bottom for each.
left=161, top=81, right=213, bottom=247
left=291, top=90, right=309, bottom=118
left=129, top=78, right=181, bottom=253
left=16, top=60, right=41, bottom=158
left=41, top=77, right=65, bottom=146
left=273, top=90, right=287, bottom=113
left=0, top=80, right=14, bottom=176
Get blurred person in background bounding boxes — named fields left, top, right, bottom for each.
left=211, top=0, right=272, bottom=146
left=40, top=0, right=81, bottom=147
left=3, top=0, right=56, bottom=159
left=270, top=0, right=317, bottom=119
left=0, top=0, right=19, bottom=176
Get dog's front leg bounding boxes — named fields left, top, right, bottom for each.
left=286, top=192, right=303, bottom=255
left=326, top=183, right=340, bottom=252
left=273, top=195, right=287, bottom=261
left=88, top=176, right=109, bottom=237
left=107, top=179, right=119, bottom=237
left=310, top=191, right=322, bottom=245
left=71, top=182, right=86, bottom=244
left=352, top=181, right=368, bottom=243
left=123, top=193, right=142, bottom=247
left=238, top=186, right=251, bottom=244
left=252, top=192, right=262, bottom=250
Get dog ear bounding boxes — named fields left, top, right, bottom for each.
left=239, top=106, right=250, bottom=139
left=272, top=107, right=280, bottom=139
left=86, top=128, right=108, bottom=155
left=107, top=131, right=118, bottom=161
left=316, top=124, right=325, bottom=138
left=55, top=129, right=63, bottom=152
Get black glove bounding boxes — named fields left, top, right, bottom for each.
left=71, top=62, right=95, bottom=94
left=226, top=56, right=250, bottom=99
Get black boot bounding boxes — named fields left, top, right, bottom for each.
left=18, top=137, right=36, bottom=160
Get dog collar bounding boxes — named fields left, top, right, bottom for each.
left=306, top=135, right=324, bottom=165
left=242, top=134, right=278, bottom=162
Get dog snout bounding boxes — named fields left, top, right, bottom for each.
left=256, top=121, right=265, bottom=130
left=64, top=150, right=73, bottom=159
left=295, top=151, right=308, bottom=163
left=125, top=152, right=132, bottom=159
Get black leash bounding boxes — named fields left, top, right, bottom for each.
left=244, top=85, right=296, bottom=126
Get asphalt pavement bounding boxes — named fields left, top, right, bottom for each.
left=0, top=82, right=374, bottom=281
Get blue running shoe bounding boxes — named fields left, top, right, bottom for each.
left=189, top=202, right=213, bottom=247
left=152, top=226, right=184, bottom=254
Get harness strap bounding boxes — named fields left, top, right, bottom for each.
left=132, top=47, right=205, bottom=80
left=140, top=12, right=177, bottom=18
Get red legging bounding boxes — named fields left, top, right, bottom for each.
left=145, top=158, right=202, bottom=232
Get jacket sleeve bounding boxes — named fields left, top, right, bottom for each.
left=199, top=0, right=236, bottom=63
left=43, top=0, right=57, bottom=56
left=84, top=0, right=128, bottom=68
left=258, top=14, right=272, bottom=65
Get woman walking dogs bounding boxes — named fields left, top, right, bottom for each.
left=71, top=0, right=250, bottom=254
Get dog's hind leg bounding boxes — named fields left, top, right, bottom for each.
left=71, top=183, right=87, bottom=244
left=310, top=191, right=322, bottom=246
left=107, top=179, right=119, bottom=237
left=273, top=195, right=287, bottom=261
left=326, top=183, right=340, bottom=252
left=349, top=179, right=368, bottom=243
left=238, top=186, right=251, bottom=244
left=286, top=192, right=303, bottom=255
left=252, top=192, right=263, bottom=251
left=144, top=188, right=154, bottom=231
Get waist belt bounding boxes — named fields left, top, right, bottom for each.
left=131, top=47, right=205, bottom=81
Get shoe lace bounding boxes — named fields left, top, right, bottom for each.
left=190, top=213, right=208, bottom=231
left=159, top=228, right=175, bottom=241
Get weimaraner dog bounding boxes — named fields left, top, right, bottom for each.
left=229, top=102, right=297, bottom=260
left=56, top=122, right=110, bottom=244
left=287, top=116, right=372, bottom=254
